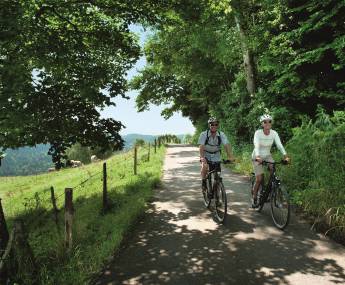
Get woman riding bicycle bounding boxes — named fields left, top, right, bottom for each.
left=251, top=114, right=289, bottom=208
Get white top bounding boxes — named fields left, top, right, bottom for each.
left=252, top=129, right=287, bottom=159
left=198, top=130, right=229, bottom=162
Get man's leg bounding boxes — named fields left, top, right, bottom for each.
left=201, top=161, right=208, bottom=190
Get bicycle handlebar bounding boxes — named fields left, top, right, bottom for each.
left=200, top=158, right=234, bottom=164
left=256, top=159, right=289, bottom=165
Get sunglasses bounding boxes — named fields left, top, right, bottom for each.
left=210, top=123, right=219, bottom=126
left=263, top=120, right=272, bottom=124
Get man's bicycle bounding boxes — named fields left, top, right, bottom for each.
left=250, top=160, right=290, bottom=230
left=202, top=159, right=231, bottom=224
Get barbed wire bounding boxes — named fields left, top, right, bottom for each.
left=5, top=146, right=163, bottom=230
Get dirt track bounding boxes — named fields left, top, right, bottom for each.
left=94, top=145, right=345, bottom=285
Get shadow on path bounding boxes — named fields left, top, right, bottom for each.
left=94, top=146, right=345, bottom=285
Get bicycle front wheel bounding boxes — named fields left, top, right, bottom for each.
left=270, top=185, right=290, bottom=230
left=202, top=177, right=212, bottom=208
left=215, top=181, right=227, bottom=223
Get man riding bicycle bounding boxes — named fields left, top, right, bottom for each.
left=198, top=117, right=235, bottom=195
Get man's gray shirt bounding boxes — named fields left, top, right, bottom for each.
left=198, top=130, right=229, bottom=162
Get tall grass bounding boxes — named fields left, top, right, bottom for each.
left=0, top=146, right=165, bottom=284
left=281, top=111, right=345, bottom=240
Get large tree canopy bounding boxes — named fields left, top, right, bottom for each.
left=132, top=0, right=345, bottom=143
left=0, top=0, right=172, bottom=167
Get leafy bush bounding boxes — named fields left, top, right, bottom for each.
left=66, top=143, right=114, bottom=164
left=134, top=139, right=146, bottom=147
left=281, top=110, right=345, bottom=239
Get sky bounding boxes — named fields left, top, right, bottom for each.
left=100, top=25, right=195, bottom=136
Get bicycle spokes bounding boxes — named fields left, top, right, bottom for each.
left=214, top=182, right=227, bottom=223
left=202, top=177, right=212, bottom=208
left=270, top=186, right=290, bottom=230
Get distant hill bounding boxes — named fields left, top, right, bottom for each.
left=0, top=134, right=190, bottom=176
left=0, top=145, right=53, bottom=177
left=122, top=134, right=187, bottom=149
left=122, top=134, right=157, bottom=149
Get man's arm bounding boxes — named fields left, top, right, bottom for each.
left=199, top=144, right=205, bottom=162
left=198, top=131, right=206, bottom=162
left=220, top=132, right=235, bottom=162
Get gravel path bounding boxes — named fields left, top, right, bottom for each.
left=94, top=145, right=345, bottom=285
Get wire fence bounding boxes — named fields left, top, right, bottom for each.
left=0, top=143, right=163, bottom=282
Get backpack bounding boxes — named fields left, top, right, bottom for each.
left=205, top=130, right=222, bottom=147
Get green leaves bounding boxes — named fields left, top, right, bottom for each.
left=0, top=0, right=170, bottom=166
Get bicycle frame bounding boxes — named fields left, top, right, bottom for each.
left=258, top=161, right=284, bottom=204
left=251, top=160, right=290, bottom=229
left=202, top=160, right=229, bottom=223
left=206, top=162, right=222, bottom=194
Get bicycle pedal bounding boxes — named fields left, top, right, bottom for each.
left=251, top=203, right=259, bottom=209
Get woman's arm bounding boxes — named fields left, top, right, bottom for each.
left=254, top=130, right=260, bottom=158
left=274, top=131, right=287, bottom=156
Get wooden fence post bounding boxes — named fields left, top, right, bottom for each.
left=0, top=198, right=9, bottom=283
left=64, top=188, right=74, bottom=251
left=134, top=147, right=137, bottom=175
left=50, top=187, right=59, bottom=226
left=13, top=219, right=38, bottom=283
left=103, top=162, right=107, bottom=212
left=0, top=228, right=14, bottom=283
left=148, top=143, right=150, bottom=162
left=0, top=199, right=9, bottom=251
left=154, top=139, right=157, bottom=154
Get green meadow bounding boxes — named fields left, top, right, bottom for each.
left=0, top=146, right=165, bottom=284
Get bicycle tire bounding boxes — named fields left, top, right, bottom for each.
left=214, top=181, right=227, bottom=223
left=270, top=184, right=290, bottom=230
left=202, top=176, right=212, bottom=208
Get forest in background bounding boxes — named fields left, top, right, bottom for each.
left=0, top=145, right=52, bottom=176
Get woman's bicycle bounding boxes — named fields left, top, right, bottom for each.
left=250, top=160, right=290, bottom=230
left=202, top=159, right=231, bottom=223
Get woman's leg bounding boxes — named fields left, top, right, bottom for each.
left=253, top=174, right=263, bottom=200
left=252, top=160, right=264, bottom=202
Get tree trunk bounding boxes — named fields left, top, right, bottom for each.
left=234, top=14, right=256, bottom=96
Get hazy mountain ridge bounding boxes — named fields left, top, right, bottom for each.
left=0, top=134, right=187, bottom=176
left=122, top=133, right=185, bottom=149
left=123, top=134, right=157, bottom=149
left=0, top=145, right=53, bottom=176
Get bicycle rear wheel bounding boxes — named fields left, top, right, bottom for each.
left=202, top=176, right=212, bottom=208
left=270, top=185, right=290, bottom=229
left=215, top=181, right=227, bottom=223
